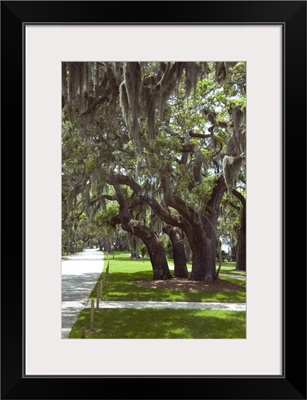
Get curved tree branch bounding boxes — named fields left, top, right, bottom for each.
left=232, top=189, right=246, bottom=207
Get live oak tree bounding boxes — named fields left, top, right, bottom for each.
left=62, top=61, right=246, bottom=280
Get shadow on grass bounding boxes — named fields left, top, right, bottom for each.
left=87, top=257, right=246, bottom=304
left=89, top=271, right=246, bottom=303
left=69, top=308, right=246, bottom=339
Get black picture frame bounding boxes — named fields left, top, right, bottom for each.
left=1, top=1, right=306, bottom=399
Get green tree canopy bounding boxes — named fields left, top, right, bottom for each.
left=62, top=61, right=246, bottom=280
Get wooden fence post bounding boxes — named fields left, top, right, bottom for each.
left=99, top=280, right=103, bottom=299
left=90, top=299, right=94, bottom=331
left=96, top=294, right=99, bottom=309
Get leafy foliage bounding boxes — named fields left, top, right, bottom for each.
left=62, top=62, right=246, bottom=279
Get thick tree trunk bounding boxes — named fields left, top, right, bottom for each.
left=146, top=237, right=172, bottom=280
left=129, top=220, right=172, bottom=279
left=163, top=225, right=188, bottom=278
left=128, top=220, right=172, bottom=280
left=188, top=225, right=217, bottom=281
left=194, top=175, right=226, bottom=280
left=236, top=206, right=246, bottom=271
left=185, top=176, right=226, bottom=281
left=232, top=190, right=246, bottom=271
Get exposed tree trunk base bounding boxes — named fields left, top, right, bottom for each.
left=153, top=270, right=173, bottom=280
left=189, top=273, right=217, bottom=282
left=175, top=271, right=189, bottom=279
left=190, top=233, right=217, bottom=282
left=163, top=225, right=188, bottom=279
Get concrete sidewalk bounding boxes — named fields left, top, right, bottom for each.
left=62, top=248, right=104, bottom=338
left=84, top=300, right=246, bottom=311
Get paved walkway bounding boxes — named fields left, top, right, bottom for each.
left=62, top=248, right=104, bottom=338
left=84, top=300, right=246, bottom=311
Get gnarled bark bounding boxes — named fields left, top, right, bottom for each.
left=162, top=174, right=226, bottom=281
left=163, top=225, right=188, bottom=278
left=236, top=206, right=246, bottom=271
left=233, top=190, right=246, bottom=271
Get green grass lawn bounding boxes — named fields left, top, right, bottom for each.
left=68, top=252, right=246, bottom=339
left=220, top=268, right=246, bottom=275
left=89, top=254, right=246, bottom=303
left=220, top=276, right=246, bottom=286
left=69, top=308, right=246, bottom=339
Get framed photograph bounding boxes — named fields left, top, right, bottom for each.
left=1, top=1, right=306, bottom=399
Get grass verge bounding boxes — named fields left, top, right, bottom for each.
left=68, top=252, right=246, bottom=339
left=69, top=308, right=246, bottom=339
left=88, top=254, right=246, bottom=303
